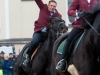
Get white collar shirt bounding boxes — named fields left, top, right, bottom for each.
left=87, top=0, right=91, bottom=3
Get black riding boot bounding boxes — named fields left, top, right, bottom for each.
left=23, top=32, right=43, bottom=67
left=56, top=41, right=70, bottom=72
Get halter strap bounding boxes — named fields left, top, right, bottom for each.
left=50, top=21, right=65, bottom=38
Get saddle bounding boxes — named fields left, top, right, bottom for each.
left=23, top=31, right=48, bottom=60
left=57, top=30, right=86, bottom=56
left=23, top=43, right=42, bottom=60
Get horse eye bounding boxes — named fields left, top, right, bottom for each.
left=61, top=27, right=64, bottom=29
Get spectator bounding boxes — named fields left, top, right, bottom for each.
left=15, top=55, right=18, bottom=59
left=8, top=53, right=14, bottom=75
left=13, top=55, right=18, bottom=66
left=0, top=51, right=5, bottom=75
left=0, top=53, right=2, bottom=69
left=0, top=53, right=3, bottom=75
left=2, top=55, right=12, bottom=75
left=1, top=51, right=5, bottom=58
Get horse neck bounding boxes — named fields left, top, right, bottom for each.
left=90, top=13, right=100, bottom=54
left=48, top=30, right=57, bottom=42
left=92, top=13, right=100, bottom=40
left=44, top=31, right=57, bottom=50
left=43, top=31, right=57, bottom=57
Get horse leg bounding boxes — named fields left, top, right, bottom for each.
left=51, top=62, right=60, bottom=75
left=34, top=65, right=52, bottom=75
left=14, top=63, right=27, bottom=75
left=51, top=69, right=60, bottom=75
left=32, top=72, right=38, bottom=75
left=78, top=69, right=92, bottom=75
left=17, top=67, right=28, bottom=75
left=44, top=63, right=51, bottom=75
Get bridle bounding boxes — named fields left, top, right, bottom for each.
left=51, top=22, right=65, bottom=31
left=50, top=21, right=66, bottom=38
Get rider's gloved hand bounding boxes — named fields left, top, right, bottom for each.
left=77, top=11, right=84, bottom=18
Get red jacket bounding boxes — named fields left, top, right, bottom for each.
left=34, top=0, right=62, bottom=32
left=68, top=0, right=100, bottom=29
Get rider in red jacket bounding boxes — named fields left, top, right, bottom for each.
left=56, top=0, right=100, bottom=72
left=23, top=0, right=62, bottom=67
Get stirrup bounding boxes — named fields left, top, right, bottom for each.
left=23, top=58, right=31, bottom=67
left=56, top=59, right=67, bottom=72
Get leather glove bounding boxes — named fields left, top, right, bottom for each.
left=77, top=11, right=84, bottom=18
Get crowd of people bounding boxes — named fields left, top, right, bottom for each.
left=0, top=51, right=18, bottom=75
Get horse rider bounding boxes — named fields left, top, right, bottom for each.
left=23, top=0, right=62, bottom=67
left=56, top=0, right=100, bottom=72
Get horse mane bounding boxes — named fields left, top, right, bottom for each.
left=82, top=2, right=100, bottom=29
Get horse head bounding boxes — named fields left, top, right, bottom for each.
left=49, top=17, right=68, bottom=38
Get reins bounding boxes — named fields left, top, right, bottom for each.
left=83, top=17, right=100, bottom=36
left=50, top=21, right=65, bottom=38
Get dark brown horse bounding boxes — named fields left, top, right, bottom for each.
left=14, top=17, right=68, bottom=75
left=51, top=3, right=100, bottom=75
